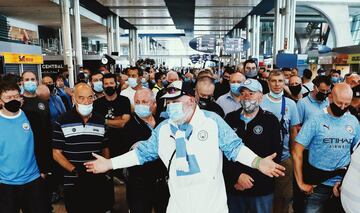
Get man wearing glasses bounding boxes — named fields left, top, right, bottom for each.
left=85, top=80, right=286, bottom=213
left=52, top=83, right=113, bottom=213
left=0, top=81, right=48, bottom=213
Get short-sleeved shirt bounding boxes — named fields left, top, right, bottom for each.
left=297, top=94, right=329, bottom=124
left=296, top=109, right=360, bottom=186
left=216, top=92, right=241, bottom=116
left=93, top=95, right=131, bottom=156
left=121, top=87, right=136, bottom=106
left=261, top=94, right=300, bottom=161
left=52, top=109, right=107, bottom=187
left=0, top=110, right=40, bottom=185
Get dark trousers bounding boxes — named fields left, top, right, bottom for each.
left=126, top=179, right=169, bottom=213
left=64, top=174, right=114, bottom=213
left=0, top=177, right=50, bottom=213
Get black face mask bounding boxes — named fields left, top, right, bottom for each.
left=198, top=97, right=212, bottom=107
left=104, top=87, right=116, bottom=96
left=47, top=84, right=55, bottom=93
left=3, top=100, right=21, bottom=113
left=289, top=84, right=302, bottom=96
left=330, top=102, right=349, bottom=117
left=316, top=91, right=328, bottom=101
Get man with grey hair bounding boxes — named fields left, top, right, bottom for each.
left=85, top=80, right=285, bottom=213
left=123, top=88, right=169, bottom=213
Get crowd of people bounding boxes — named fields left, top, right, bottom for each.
left=0, top=59, right=359, bottom=213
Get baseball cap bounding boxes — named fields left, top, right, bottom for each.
left=239, top=79, right=263, bottom=93
left=160, top=80, right=194, bottom=100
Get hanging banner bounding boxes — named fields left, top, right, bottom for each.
left=189, top=35, right=216, bottom=53
left=1, top=52, right=43, bottom=64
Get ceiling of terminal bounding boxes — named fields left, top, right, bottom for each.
left=98, top=0, right=261, bottom=37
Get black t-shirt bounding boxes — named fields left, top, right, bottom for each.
left=93, top=95, right=131, bottom=156
left=93, top=95, right=131, bottom=119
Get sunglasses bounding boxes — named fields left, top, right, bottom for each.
left=165, top=87, right=182, bottom=94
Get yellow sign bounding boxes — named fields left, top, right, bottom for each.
left=1, top=52, right=43, bottom=64
left=348, top=54, right=360, bottom=64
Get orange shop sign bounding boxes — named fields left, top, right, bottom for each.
left=334, top=54, right=348, bottom=64
left=1, top=52, right=43, bottom=64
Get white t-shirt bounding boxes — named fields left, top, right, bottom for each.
left=121, top=87, right=136, bottom=106
left=301, top=81, right=314, bottom=94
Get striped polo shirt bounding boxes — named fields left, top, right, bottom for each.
left=52, top=108, right=107, bottom=187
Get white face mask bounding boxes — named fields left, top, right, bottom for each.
left=77, top=103, right=93, bottom=116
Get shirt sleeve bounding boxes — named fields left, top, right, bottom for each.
left=288, top=101, right=300, bottom=126
left=52, top=120, right=65, bottom=150
left=296, top=100, right=305, bottom=124
left=211, top=113, right=258, bottom=167
left=352, top=122, right=360, bottom=151
left=295, top=117, right=317, bottom=148
left=122, top=96, right=131, bottom=115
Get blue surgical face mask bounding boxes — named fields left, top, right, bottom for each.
left=331, top=77, right=339, bottom=84
left=77, top=103, right=93, bottom=116
left=135, top=104, right=152, bottom=118
left=128, top=77, right=138, bottom=88
left=166, top=102, right=185, bottom=125
left=24, top=81, right=37, bottom=93
left=162, top=80, right=168, bottom=87
left=141, top=78, right=147, bottom=84
left=230, top=83, right=241, bottom=95
left=93, top=81, right=103, bottom=93
left=269, top=90, right=284, bottom=99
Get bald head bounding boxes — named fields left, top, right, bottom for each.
left=73, top=83, right=94, bottom=105
left=329, top=83, right=353, bottom=111
left=134, top=88, right=155, bottom=104
left=36, top=84, right=50, bottom=101
left=166, top=71, right=179, bottom=83
left=42, top=76, right=53, bottom=85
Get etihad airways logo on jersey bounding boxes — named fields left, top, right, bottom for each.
left=323, top=138, right=353, bottom=144
left=323, top=138, right=353, bottom=148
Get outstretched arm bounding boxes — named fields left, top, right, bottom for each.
left=85, top=125, right=161, bottom=174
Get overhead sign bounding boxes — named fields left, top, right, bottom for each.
left=189, top=35, right=216, bottom=53
left=1, top=52, right=43, bottom=64
left=41, top=60, right=64, bottom=74
left=224, top=37, right=244, bottom=54
left=347, top=54, right=360, bottom=64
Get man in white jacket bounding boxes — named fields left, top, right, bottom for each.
left=85, top=81, right=285, bottom=213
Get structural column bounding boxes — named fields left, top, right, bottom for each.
left=247, top=16, right=252, bottom=58
left=73, top=0, right=83, bottom=68
left=114, top=15, right=120, bottom=54
left=61, top=0, right=74, bottom=87
left=273, top=0, right=282, bottom=61
left=107, top=15, right=114, bottom=55
left=129, top=29, right=138, bottom=66
left=288, top=0, right=297, bottom=53
left=255, top=15, right=260, bottom=59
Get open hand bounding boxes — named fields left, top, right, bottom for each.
left=84, top=153, right=113, bottom=174
left=258, top=153, right=285, bottom=177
